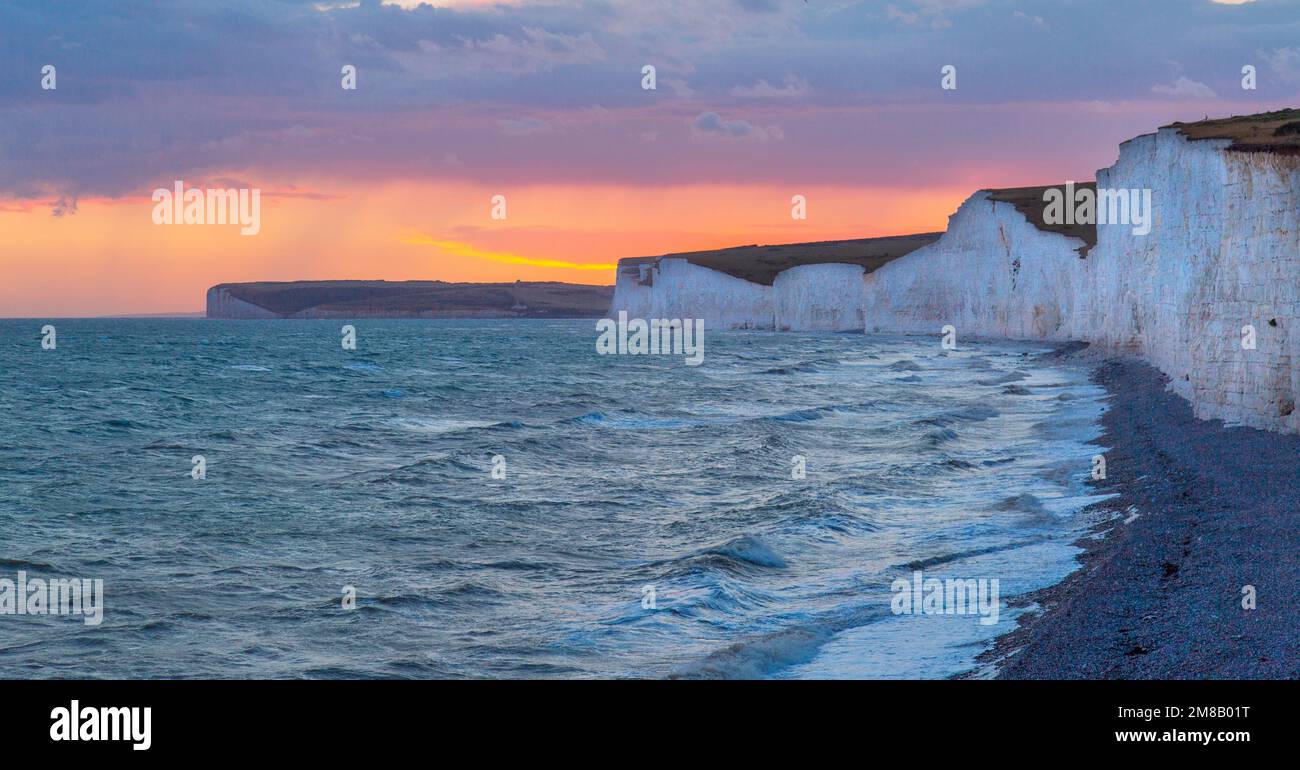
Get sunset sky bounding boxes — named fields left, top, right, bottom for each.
left=2, top=0, right=1297, bottom=316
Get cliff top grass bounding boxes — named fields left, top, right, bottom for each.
left=1166, top=107, right=1300, bottom=152
left=212, top=280, right=612, bottom=316
left=628, top=233, right=944, bottom=286
left=984, top=183, right=1098, bottom=255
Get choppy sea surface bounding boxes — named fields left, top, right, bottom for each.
left=0, top=319, right=1110, bottom=679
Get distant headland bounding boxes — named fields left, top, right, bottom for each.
left=206, top=280, right=613, bottom=319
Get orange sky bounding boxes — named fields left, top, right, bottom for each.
left=0, top=180, right=964, bottom=317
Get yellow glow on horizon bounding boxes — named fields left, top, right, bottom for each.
left=405, top=237, right=617, bottom=271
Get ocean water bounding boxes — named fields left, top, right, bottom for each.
left=0, top=319, right=1109, bottom=679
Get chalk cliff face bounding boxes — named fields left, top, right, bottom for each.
left=864, top=127, right=1298, bottom=433
left=774, top=263, right=867, bottom=331
left=1102, top=129, right=1298, bottom=431
left=206, top=286, right=279, bottom=319
left=608, top=234, right=941, bottom=331
left=609, top=118, right=1300, bottom=434
left=860, top=190, right=1088, bottom=340
left=610, top=258, right=775, bottom=329
left=611, top=253, right=886, bottom=332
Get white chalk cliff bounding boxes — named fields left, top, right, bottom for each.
left=206, top=286, right=279, bottom=319
left=610, top=121, right=1300, bottom=434
left=611, top=258, right=775, bottom=330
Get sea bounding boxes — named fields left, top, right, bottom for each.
left=0, top=318, right=1111, bottom=679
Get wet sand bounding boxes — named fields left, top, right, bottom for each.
left=984, top=357, right=1300, bottom=679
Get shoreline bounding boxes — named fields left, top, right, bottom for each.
left=977, top=354, right=1300, bottom=679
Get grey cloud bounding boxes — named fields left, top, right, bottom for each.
left=1151, top=77, right=1217, bottom=99
left=1262, top=47, right=1300, bottom=83
left=730, top=75, right=811, bottom=98
left=690, top=111, right=781, bottom=141
left=497, top=116, right=554, bottom=136
left=51, top=193, right=77, bottom=217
